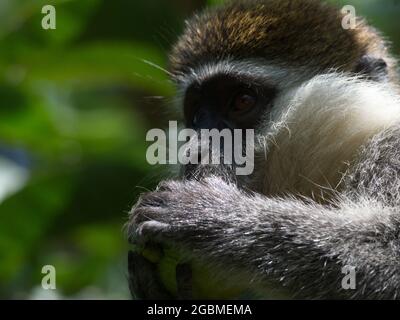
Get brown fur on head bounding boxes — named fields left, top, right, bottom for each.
left=169, top=0, right=396, bottom=81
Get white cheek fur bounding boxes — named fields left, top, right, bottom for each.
left=259, top=73, right=400, bottom=199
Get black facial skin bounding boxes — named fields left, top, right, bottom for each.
left=181, top=74, right=276, bottom=180
left=184, top=75, right=277, bottom=130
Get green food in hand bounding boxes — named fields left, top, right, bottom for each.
left=133, top=244, right=275, bottom=299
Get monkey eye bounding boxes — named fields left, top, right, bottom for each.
left=232, top=91, right=257, bottom=113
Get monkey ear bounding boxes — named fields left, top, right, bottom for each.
left=354, top=55, right=388, bottom=82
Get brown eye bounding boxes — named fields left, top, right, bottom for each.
left=233, top=92, right=257, bottom=112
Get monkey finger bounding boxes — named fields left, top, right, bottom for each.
left=134, top=221, right=171, bottom=245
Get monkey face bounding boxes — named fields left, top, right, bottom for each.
left=184, top=74, right=276, bottom=130
left=179, top=69, right=280, bottom=181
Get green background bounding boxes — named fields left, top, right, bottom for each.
left=0, top=0, right=399, bottom=299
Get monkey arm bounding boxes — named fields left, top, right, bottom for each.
left=127, top=176, right=400, bottom=299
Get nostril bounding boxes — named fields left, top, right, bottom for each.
left=193, top=108, right=207, bottom=125
left=192, top=114, right=199, bottom=126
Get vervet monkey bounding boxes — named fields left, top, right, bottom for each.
left=127, top=0, right=400, bottom=299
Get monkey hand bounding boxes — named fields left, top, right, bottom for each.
left=127, top=177, right=249, bottom=299
left=127, top=177, right=243, bottom=248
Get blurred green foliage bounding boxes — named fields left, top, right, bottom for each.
left=0, top=0, right=399, bottom=299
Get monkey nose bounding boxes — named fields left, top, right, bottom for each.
left=192, top=108, right=217, bottom=130
left=192, top=108, right=231, bottom=131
